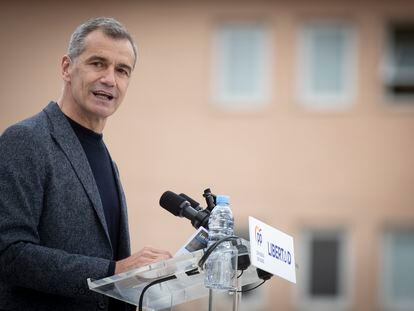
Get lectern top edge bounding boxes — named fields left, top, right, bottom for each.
left=88, top=249, right=204, bottom=289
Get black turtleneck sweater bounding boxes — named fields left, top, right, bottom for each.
left=66, top=116, right=121, bottom=262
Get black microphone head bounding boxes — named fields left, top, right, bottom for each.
left=179, top=193, right=202, bottom=211
left=159, top=191, right=187, bottom=216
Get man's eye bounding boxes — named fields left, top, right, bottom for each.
left=118, top=68, right=130, bottom=77
left=92, top=62, right=103, bottom=68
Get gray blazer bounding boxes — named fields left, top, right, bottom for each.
left=0, top=102, right=132, bottom=310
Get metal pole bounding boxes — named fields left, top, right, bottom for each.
left=208, top=289, right=213, bottom=311
left=232, top=277, right=241, bottom=311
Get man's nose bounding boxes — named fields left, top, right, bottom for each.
left=100, top=67, right=116, bottom=87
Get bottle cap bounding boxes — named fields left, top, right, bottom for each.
left=216, top=195, right=230, bottom=205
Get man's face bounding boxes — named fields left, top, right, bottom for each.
left=63, top=29, right=135, bottom=122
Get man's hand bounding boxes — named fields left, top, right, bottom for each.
left=115, top=246, right=172, bottom=274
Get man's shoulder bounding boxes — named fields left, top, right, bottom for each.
left=0, top=105, right=52, bottom=148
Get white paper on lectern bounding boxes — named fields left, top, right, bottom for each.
left=249, top=216, right=296, bottom=284
left=175, top=227, right=209, bottom=256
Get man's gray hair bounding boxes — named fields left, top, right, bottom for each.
left=68, top=17, right=137, bottom=67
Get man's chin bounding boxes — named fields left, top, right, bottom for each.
left=90, top=101, right=119, bottom=118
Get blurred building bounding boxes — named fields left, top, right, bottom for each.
left=1, top=1, right=414, bottom=310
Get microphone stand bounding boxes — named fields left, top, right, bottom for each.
left=232, top=277, right=241, bottom=311
left=207, top=281, right=241, bottom=311
left=208, top=289, right=214, bottom=311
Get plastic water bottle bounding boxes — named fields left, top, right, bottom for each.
left=204, top=195, right=237, bottom=290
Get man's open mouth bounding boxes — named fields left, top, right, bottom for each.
left=92, top=91, right=114, bottom=101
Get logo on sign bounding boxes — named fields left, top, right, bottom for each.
left=255, top=226, right=263, bottom=246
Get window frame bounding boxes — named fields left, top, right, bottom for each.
left=380, top=228, right=414, bottom=311
left=295, top=228, right=352, bottom=311
left=296, top=20, right=358, bottom=110
left=211, top=21, right=272, bottom=110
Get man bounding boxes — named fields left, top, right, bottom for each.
left=0, top=17, right=171, bottom=310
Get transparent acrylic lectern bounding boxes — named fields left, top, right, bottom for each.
left=88, top=239, right=261, bottom=310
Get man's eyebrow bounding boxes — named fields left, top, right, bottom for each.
left=86, top=55, right=132, bottom=72
left=117, top=63, right=133, bottom=74
left=85, top=55, right=107, bottom=63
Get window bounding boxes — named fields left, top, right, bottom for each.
left=297, top=229, right=351, bottom=311
left=381, top=229, right=414, bottom=311
left=297, top=21, right=357, bottom=109
left=212, top=22, right=270, bottom=109
left=383, top=23, right=414, bottom=100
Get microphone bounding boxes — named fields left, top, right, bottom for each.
left=159, top=191, right=210, bottom=229
left=179, top=193, right=203, bottom=211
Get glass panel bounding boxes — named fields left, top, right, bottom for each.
left=390, top=231, right=414, bottom=300
left=225, top=27, right=262, bottom=94
left=310, top=237, right=339, bottom=296
left=393, top=25, right=414, bottom=69
left=388, top=24, right=414, bottom=97
left=310, top=26, right=345, bottom=95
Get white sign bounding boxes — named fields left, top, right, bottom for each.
left=249, top=216, right=296, bottom=284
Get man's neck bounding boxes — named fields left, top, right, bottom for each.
left=57, top=99, right=106, bottom=133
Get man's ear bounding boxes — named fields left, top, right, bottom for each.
left=61, top=55, right=72, bottom=82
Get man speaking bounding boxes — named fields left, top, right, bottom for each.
left=0, top=17, right=171, bottom=310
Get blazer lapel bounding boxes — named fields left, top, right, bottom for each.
left=43, top=102, right=112, bottom=251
